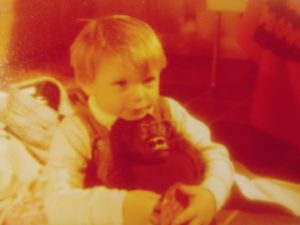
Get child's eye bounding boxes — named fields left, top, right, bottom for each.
left=113, top=80, right=127, bottom=87
left=143, top=76, right=156, bottom=84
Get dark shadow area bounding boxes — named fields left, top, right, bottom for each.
left=213, top=120, right=300, bottom=183
left=160, top=54, right=300, bottom=184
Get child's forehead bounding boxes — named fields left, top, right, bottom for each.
left=105, top=56, right=161, bottom=75
left=94, top=57, right=160, bottom=82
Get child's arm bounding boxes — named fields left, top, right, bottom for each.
left=44, top=116, right=126, bottom=225
left=44, top=116, right=159, bottom=225
left=165, top=97, right=235, bottom=224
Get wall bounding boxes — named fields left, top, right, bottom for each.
left=0, top=0, right=249, bottom=77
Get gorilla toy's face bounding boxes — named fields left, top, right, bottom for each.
left=110, top=114, right=172, bottom=164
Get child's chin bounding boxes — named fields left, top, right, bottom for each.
left=120, top=113, right=147, bottom=121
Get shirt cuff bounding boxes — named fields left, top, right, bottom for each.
left=200, top=176, right=230, bottom=211
left=91, top=188, right=127, bottom=225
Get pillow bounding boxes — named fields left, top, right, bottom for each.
left=3, top=86, right=60, bottom=150
left=2, top=75, right=74, bottom=164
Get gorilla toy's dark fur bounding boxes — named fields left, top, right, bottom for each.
left=85, top=114, right=205, bottom=195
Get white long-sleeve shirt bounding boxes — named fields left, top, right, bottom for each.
left=44, top=96, right=234, bottom=225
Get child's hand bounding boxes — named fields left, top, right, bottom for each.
left=123, top=190, right=161, bottom=225
left=172, top=185, right=216, bottom=225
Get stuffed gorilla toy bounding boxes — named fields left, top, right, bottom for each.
left=84, top=114, right=206, bottom=225
left=107, top=114, right=205, bottom=194
left=112, top=114, right=205, bottom=224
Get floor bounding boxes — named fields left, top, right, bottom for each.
left=161, top=53, right=300, bottom=183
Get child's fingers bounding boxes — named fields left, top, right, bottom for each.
left=178, top=184, right=198, bottom=196
left=150, top=213, right=160, bottom=225
left=150, top=199, right=162, bottom=225
left=123, top=190, right=161, bottom=225
left=172, top=207, right=195, bottom=225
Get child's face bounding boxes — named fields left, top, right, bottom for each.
left=87, top=58, right=161, bottom=121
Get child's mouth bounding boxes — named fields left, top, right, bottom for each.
left=130, top=107, right=150, bottom=117
left=132, top=108, right=147, bottom=115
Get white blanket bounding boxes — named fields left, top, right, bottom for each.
left=235, top=173, right=300, bottom=216
left=0, top=129, right=42, bottom=224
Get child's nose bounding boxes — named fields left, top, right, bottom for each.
left=131, top=84, right=147, bottom=102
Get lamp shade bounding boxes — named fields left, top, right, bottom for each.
left=207, top=0, right=248, bottom=12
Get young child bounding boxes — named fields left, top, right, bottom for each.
left=44, top=15, right=234, bottom=225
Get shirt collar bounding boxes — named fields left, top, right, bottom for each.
left=87, top=96, right=117, bottom=130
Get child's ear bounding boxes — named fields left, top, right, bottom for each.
left=81, top=84, right=93, bottom=96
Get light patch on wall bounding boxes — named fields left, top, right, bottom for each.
left=0, top=0, right=15, bottom=76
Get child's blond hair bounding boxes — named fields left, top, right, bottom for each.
left=70, top=15, right=167, bottom=85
